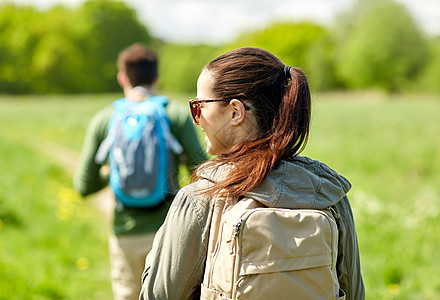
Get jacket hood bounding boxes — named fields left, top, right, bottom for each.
left=198, top=156, right=351, bottom=209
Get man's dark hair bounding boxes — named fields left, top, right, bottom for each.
left=117, top=43, right=158, bottom=86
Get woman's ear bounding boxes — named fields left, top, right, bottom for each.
left=229, top=99, right=247, bottom=126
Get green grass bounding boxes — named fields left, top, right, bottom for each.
left=0, top=136, right=111, bottom=299
left=304, top=92, right=440, bottom=299
left=0, top=91, right=439, bottom=299
left=0, top=94, right=120, bottom=299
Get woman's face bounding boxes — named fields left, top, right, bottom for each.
left=196, top=70, right=234, bottom=155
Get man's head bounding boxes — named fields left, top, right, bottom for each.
left=117, top=43, right=158, bottom=89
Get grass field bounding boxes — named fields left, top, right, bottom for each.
left=0, top=91, right=439, bottom=299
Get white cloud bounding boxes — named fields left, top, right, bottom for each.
left=7, top=0, right=440, bottom=43
left=9, top=0, right=83, bottom=9
left=129, top=0, right=355, bottom=44
left=395, top=0, right=440, bottom=35
left=274, top=0, right=340, bottom=22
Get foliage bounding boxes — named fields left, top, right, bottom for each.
left=73, top=0, right=152, bottom=92
left=0, top=4, right=41, bottom=93
left=29, top=6, right=86, bottom=94
left=0, top=0, right=151, bottom=94
left=157, top=43, right=220, bottom=94
left=0, top=0, right=439, bottom=95
left=305, top=35, right=343, bottom=91
left=230, top=22, right=326, bottom=68
left=226, top=22, right=333, bottom=90
left=417, top=37, right=440, bottom=94
left=334, top=0, right=429, bottom=92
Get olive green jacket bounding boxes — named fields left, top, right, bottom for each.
left=140, top=156, right=365, bottom=300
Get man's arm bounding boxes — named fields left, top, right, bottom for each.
left=74, top=106, right=113, bottom=196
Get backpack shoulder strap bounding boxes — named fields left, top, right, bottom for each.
left=94, top=98, right=126, bottom=164
left=148, top=95, right=183, bottom=155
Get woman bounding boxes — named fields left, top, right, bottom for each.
left=140, top=47, right=365, bottom=300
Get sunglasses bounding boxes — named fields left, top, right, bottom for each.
left=188, top=99, right=231, bottom=124
left=189, top=98, right=251, bottom=124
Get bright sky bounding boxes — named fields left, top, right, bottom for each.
left=8, top=0, right=440, bottom=44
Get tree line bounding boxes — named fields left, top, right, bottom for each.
left=1, top=0, right=439, bottom=95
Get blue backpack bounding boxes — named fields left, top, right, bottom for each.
left=95, top=94, right=183, bottom=207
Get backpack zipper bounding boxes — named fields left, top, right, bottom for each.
left=234, top=218, right=244, bottom=237
left=235, top=275, right=249, bottom=290
left=229, top=217, right=244, bottom=255
left=329, top=207, right=340, bottom=219
left=231, top=216, right=246, bottom=299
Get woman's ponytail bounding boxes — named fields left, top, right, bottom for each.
left=194, top=48, right=311, bottom=198
left=270, top=67, right=311, bottom=160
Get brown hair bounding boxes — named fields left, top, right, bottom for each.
left=117, top=43, right=158, bottom=86
left=195, top=47, right=311, bottom=197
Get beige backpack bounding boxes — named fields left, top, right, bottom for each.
left=201, top=197, right=345, bottom=300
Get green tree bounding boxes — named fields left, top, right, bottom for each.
left=0, top=4, right=87, bottom=93
left=418, top=37, right=440, bottom=94
left=29, top=6, right=85, bottom=93
left=0, top=4, right=40, bottom=93
left=335, top=0, right=429, bottom=92
left=306, top=35, right=342, bottom=91
left=157, top=43, right=219, bottom=94
left=226, top=22, right=334, bottom=90
left=74, top=0, right=153, bottom=92
left=0, top=0, right=152, bottom=94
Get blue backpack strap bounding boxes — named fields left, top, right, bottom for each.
left=113, top=97, right=131, bottom=109
left=95, top=97, right=127, bottom=164
left=149, top=95, right=183, bottom=155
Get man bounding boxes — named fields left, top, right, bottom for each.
left=74, top=43, right=207, bottom=300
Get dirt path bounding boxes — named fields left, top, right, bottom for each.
left=37, top=139, right=114, bottom=219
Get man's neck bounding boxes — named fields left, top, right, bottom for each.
left=125, top=86, right=155, bottom=102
